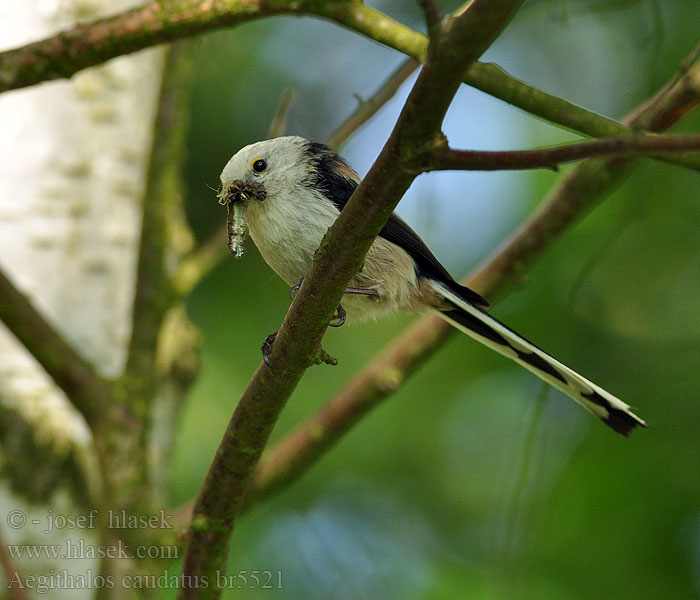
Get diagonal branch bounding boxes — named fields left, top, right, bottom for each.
left=325, top=57, right=420, bottom=150
left=267, top=88, right=295, bottom=138
left=178, top=1, right=524, bottom=596
left=0, top=267, right=115, bottom=430
left=626, top=38, right=700, bottom=131
left=245, top=312, right=450, bottom=508
left=0, top=0, right=420, bottom=93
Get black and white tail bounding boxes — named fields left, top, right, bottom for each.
left=429, top=281, right=646, bottom=436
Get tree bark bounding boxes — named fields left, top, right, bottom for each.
left=0, top=1, right=165, bottom=597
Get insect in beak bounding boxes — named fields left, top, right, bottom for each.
left=218, top=180, right=266, bottom=258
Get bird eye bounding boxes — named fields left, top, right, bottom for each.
left=251, top=158, right=267, bottom=173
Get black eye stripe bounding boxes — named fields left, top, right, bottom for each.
left=252, top=159, right=267, bottom=173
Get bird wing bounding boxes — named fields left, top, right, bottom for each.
left=306, top=142, right=490, bottom=308
left=380, top=212, right=491, bottom=308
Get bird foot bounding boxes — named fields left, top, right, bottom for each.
left=328, top=304, right=346, bottom=328
left=261, top=331, right=277, bottom=367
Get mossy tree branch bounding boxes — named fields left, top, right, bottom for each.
left=178, top=1, right=525, bottom=596
left=0, top=0, right=420, bottom=93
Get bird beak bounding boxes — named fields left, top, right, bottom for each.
left=217, top=179, right=267, bottom=206
left=218, top=179, right=266, bottom=259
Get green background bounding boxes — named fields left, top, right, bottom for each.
left=170, top=1, right=700, bottom=597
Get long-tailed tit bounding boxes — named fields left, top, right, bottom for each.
left=218, top=135, right=645, bottom=436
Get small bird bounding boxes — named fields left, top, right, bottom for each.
left=218, top=136, right=645, bottom=436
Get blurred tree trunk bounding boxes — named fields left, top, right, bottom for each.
left=0, top=1, right=167, bottom=597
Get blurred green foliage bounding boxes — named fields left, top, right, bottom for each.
left=172, top=0, right=700, bottom=598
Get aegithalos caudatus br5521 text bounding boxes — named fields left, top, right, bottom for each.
left=218, top=136, right=646, bottom=436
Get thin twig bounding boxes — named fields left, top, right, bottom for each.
left=424, top=133, right=700, bottom=172
left=632, top=38, right=700, bottom=123
left=172, top=102, right=700, bottom=299
left=267, top=88, right=295, bottom=138
left=325, top=57, right=419, bottom=149
left=173, top=227, right=228, bottom=296
left=624, top=55, right=700, bottom=134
